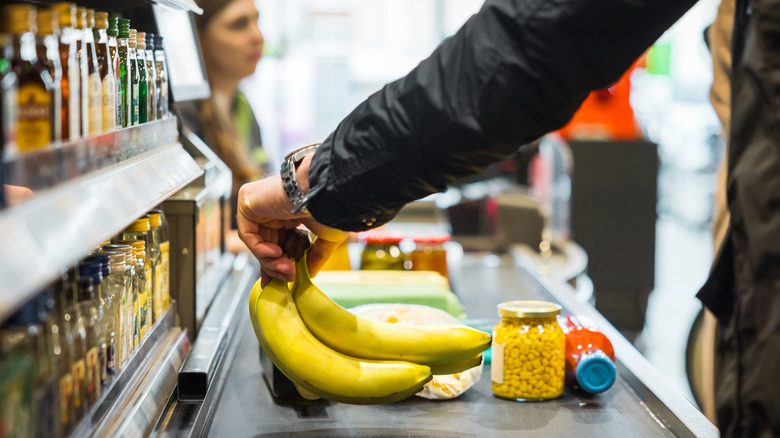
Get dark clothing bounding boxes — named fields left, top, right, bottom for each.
left=307, top=0, right=780, bottom=435
left=307, top=0, right=696, bottom=231
left=696, top=0, right=780, bottom=435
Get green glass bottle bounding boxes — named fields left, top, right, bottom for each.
left=107, top=16, right=121, bottom=127
left=117, top=18, right=129, bottom=128
left=127, top=28, right=139, bottom=126
left=135, top=31, right=148, bottom=123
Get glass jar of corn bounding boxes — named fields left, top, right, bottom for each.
left=491, top=300, right=565, bottom=401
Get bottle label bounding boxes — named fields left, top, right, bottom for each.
left=160, top=241, right=170, bottom=309
left=99, top=342, right=108, bottom=388
left=72, top=359, right=85, bottom=407
left=133, top=293, right=140, bottom=347
left=491, top=341, right=505, bottom=384
left=59, top=373, right=73, bottom=426
left=86, top=346, right=98, bottom=395
left=132, top=83, right=139, bottom=125
left=155, top=263, right=163, bottom=321
left=107, top=338, right=115, bottom=377
left=88, top=73, right=103, bottom=135
left=17, top=83, right=52, bottom=151
left=102, top=75, right=116, bottom=131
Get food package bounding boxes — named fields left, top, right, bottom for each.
left=349, top=303, right=483, bottom=400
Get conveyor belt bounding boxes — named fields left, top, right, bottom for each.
left=200, top=253, right=717, bottom=437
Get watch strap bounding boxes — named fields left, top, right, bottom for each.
left=281, top=143, right=319, bottom=214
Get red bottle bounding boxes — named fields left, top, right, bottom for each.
left=559, top=315, right=617, bottom=394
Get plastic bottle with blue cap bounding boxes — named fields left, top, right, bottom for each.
left=559, top=314, right=617, bottom=394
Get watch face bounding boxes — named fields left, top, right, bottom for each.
left=287, top=143, right=320, bottom=162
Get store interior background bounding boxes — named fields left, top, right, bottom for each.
left=241, top=0, right=722, bottom=406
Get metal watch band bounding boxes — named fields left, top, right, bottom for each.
left=281, top=143, right=319, bottom=214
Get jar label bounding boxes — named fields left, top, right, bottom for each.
left=491, top=341, right=505, bottom=384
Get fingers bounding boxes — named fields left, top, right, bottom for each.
left=307, top=235, right=348, bottom=278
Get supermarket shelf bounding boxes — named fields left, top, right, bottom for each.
left=4, top=117, right=179, bottom=192
left=0, top=142, right=203, bottom=321
left=71, top=301, right=191, bottom=437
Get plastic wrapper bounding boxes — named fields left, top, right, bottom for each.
left=349, top=303, right=483, bottom=400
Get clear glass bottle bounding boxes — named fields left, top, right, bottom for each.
left=101, top=245, right=130, bottom=375
left=3, top=4, right=55, bottom=153
left=153, top=35, right=168, bottom=118
left=82, top=9, right=101, bottom=134
left=148, top=211, right=163, bottom=322
left=35, top=7, right=62, bottom=142
left=127, top=28, right=139, bottom=126
left=121, top=218, right=153, bottom=337
left=0, top=301, right=37, bottom=437
left=76, top=263, right=103, bottom=407
left=85, top=253, right=114, bottom=389
left=106, top=16, right=121, bottom=127
left=157, top=209, right=170, bottom=310
left=53, top=272, right=75, bottom=435
left=112, top=242, right=137, bottom=365
left=35, top=289, right=60, bottom=438
left=93, top=11, right=115, bottom=131
left=53, top=2, right=79, bottom=141
left=118, top=238, right=147, bottom=349
left=491, top=300, right=565, bottom=401
left=65, top=269, right=87, bottom=420
left=144, top=34, right=157, bottom=121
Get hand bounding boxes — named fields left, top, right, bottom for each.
left=237, top=174, right=348, bottom=287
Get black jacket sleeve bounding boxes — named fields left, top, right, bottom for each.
left=306, top=0, right=697, bottom=231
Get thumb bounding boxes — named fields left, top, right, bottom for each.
left=306, top=236, right=347, bottom=278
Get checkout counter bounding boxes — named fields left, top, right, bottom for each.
left=155, top=241, right=717, bottom=437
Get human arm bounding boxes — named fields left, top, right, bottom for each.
left=305, top=0, right=698, bottom=231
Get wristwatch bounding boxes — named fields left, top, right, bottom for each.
left=281, top=143, right=319, bottom=214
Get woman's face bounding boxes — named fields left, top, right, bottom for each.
left=201, top=0, right=264, bottom=82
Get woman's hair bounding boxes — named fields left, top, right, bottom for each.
left=194, top=0, right=262, bottom=188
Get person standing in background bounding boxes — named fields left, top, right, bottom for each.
left=176, top=0, right=268, bottom=253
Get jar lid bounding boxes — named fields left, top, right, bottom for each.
left=413, top=234, right=451, bottom=244
left=497, top=300, right=561, bottom=318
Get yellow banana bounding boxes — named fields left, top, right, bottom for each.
left=429, top=354, right=483, bottom=375
left=250, top=276, right=432, bottom=404
left=292, top=256, right=492, bottom=366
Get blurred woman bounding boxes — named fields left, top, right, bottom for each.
left=177, top=0, right=267, bottom=253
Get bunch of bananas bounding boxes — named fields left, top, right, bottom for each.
left=248, top=254, right=492, bottom=405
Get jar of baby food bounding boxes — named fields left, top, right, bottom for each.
left=491, top=300, right=565, bottom=401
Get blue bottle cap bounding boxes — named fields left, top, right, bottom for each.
left=575, top=350, right=616, bottom=394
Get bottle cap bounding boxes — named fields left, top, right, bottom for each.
left=86, top=253, right=112, bottom=278
left=79, top=261, right=103, bottom=285
left=126, top=217, right=150, bottom=233
left=575, top=350, right=617, bottom=394
left=94, top=11, right=108, bottom=30
left=128, top=28, right=137, bottom=48
left=136, top=31, right=146, bottom=50
left=146, top=33, right=155, bottom=50
left=412, top=234, right=451, bottom=244
left=154, top=35, right=164, bottom=49
left=118, top=18, right=130, bottom=38
left=2, top=4, right=35, bottom=34
left=86, top=9, right=95, bottom=28
left=107, top=16, right=119, bottom=36
left=150, top=212, right=162, bottom=227
left=7, top=301, right=39, bottom=327
left=53, top=3, right=76, bottom=29
left=497, top=300, right=561, bottom=319
left=36, top=8, right=59, bottom=35
left=76, top=7, right=86, bottom=30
